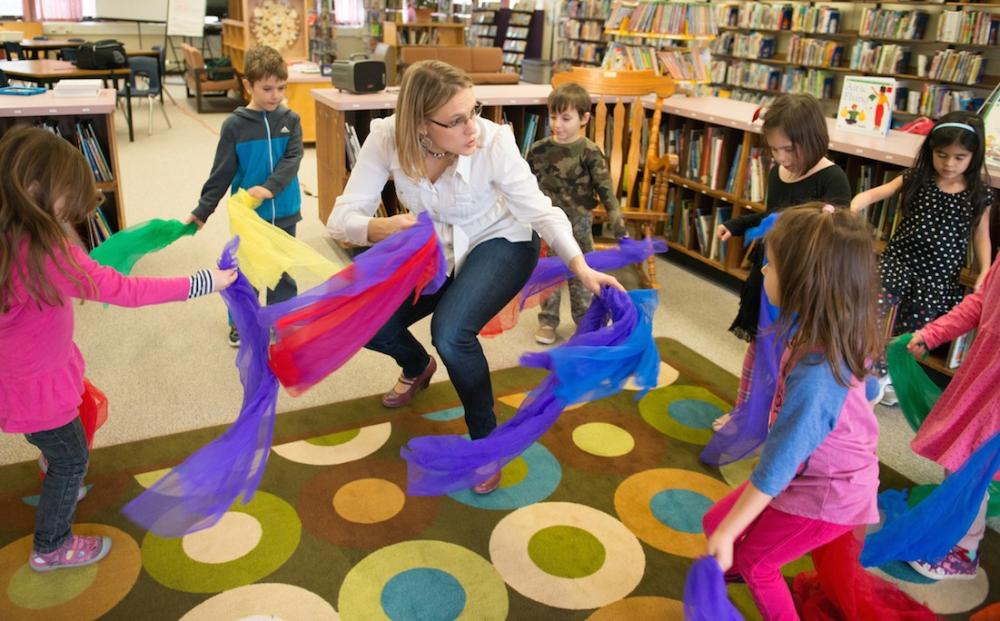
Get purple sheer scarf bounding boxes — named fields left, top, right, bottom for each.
left=684, top=556, right=745, bottom=620
left=402, top=287, right=659, bottom=496
left=123, top=238, right=279, bottom=537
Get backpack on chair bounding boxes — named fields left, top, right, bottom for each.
left=75, top=40, right=128, bottom=70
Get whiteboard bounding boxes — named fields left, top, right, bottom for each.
left=94, top=0, right=168, bottom=22
left=168, top=0, right=207, bottom=37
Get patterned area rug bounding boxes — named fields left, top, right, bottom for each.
left=0, top=338, right=995, bottom=620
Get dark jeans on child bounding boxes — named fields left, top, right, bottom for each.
left=24, top=417, right=88, bottom=553
left=229, top=221, right=298, bottom=325
left=366, top=235, right=540, bottom=440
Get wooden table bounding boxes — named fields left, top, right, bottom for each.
left=0, top=60, right=135, bottom=142
left=18, top=39, right=78, bottom=59
left=286, top=65, right=329, bottom=143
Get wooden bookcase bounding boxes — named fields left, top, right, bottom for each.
left=383, top=21, right=466, bottom=46
left=556, top=0, right=613, bottom=69
left=222, top=0, right=310, bottom=73
left=0, top=90, right=124, bottom=250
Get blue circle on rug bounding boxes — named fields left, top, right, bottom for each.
left=668, top=399, right=724, bottom=429
left=422, top=407, right=465, bottom=422
left=449, top=443, right=562, bottom=511
left=381, top=568, right=466, bottom=620
left=649, top=489, right=714, bottom=534
left=877, top=561, right=936, bottom=585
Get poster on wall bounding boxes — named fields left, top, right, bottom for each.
left=981, top=84, right=1000, bottom=169
left=836, top=75, right=896, bottom=137
left=249, top=0, right=308, bottom=60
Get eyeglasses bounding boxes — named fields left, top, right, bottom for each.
left=428, top=101, right=483, bottom=129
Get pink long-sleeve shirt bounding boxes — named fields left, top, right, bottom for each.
left=0, top=241, right=190, bottom=434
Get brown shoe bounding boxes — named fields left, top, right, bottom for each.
left=382, top=358, right=437, bottom=408
left=472, top=471, right=501, bottom=494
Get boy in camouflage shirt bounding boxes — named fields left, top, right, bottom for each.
left=527, top=83, right=626, bottom=344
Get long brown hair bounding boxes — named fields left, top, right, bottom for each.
left=766, top=203, right=882, bottom=385
left=0, top=126, right=100, bottom=312
left=761, top=93, right=829, bottom=174
left=395, top=60, right=474, bottom=180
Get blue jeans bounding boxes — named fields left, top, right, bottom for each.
left=366, top=235, right=540, bottom=439
left=24, top=417, right=88, bottom=553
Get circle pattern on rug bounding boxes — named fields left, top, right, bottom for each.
left=181, top=512, right=263, bottom=564
left=0, top=524, right=140, bottom=620
left=543, top=406, right=668, bottom=476
left=614, top=468, right=731, bottom=558
left=639, top=386, right=731, bottom=446
left=422, top=406, right=465, bottom=422
left=871, top=565, right=988, bottom=615
left=622, top=361, right=681, bottom=392
left=489, top=501, right=645, bottom=610
left=179, top=583, right=340, bottom=620
left=272, top=422, right=392, bottom=466
left=299, top=460, right=439, bottom=549
left=338, top=540, right=508, bottom=620
left=142, top=491, right=300, bottom=593
left=448, top=442, right=561, bottom=511
left=572, top=423, right=635, bottom=457
left=586, top=596, right=684, bottom=620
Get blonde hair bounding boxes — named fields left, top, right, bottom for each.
left=0, top=126, right=99, bottom=312
left=395, top=60, right=474, bottom=180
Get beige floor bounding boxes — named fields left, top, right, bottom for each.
left=0, top=82, right=948, bottom=498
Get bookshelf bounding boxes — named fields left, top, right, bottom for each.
left=556, top=0, right=614, bottom=69
left=383, top=21, right=466, bottom=46
left=0, top=90, right=124, bottom=250
left=500, top=8, right=545, bottom=73
left=222, top=0, right=311, bottom=73
left=470, top=5, right=501, bottom=47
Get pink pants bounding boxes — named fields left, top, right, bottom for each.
left=703, top=483, right=854, bottom=621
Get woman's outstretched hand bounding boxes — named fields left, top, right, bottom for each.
left=367, top=213, right=417, bottom=243
left=569, top=255, right=626, bottom=296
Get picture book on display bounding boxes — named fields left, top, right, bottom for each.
left=836, top=76, right=896, bottom=137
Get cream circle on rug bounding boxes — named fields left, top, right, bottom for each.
left=338, top=540, right=508, bottom=620
left=179, top=583, right=340, bottom=620
left=181, top=512, right=264, bottom=564
left=622, top=361, right=680, bottom=391
left=489, top=501, right=645, bottom=610
left=871, top=566, right=988, bottom=615
left=272, top=422, right=392, bottom=466
left=572, top=422, right=635, bottom=457
left=333, top=478, right=406, bottom=524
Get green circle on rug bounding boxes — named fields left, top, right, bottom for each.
left=141, top=492, right=301, bottom=593
left=638, top=385, right=731, bottom=445
left=7, top=563, right=97, bottom=608
left=499, top=457, right=529, bottom=489
left=527, top=525, right=606, bottom=579
left=572, top=423, right=635, bottom=457
left=306, top=428, right=361, bottom=446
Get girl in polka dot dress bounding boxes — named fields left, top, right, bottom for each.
left=851, top=111, right=993, bottom=401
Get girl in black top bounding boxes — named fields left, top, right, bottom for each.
left=713, top=94, right=851, bottom=430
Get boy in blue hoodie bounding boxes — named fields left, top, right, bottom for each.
left=187, top=45, right=303, bottom=346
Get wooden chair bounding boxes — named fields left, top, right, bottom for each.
left=551, top=67, right=678, bottom=288
left=180, top=43, right=241, bottom=113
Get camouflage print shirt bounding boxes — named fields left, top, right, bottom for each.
left=526, top=136, right=626, bottom=238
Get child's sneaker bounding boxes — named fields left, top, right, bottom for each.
left=908, top=546, right=979, bottom=581
left=880, top=384, right=899, bottom=407
left=29, top=534, right=111, bottom=572
left=535, top=326, right=557, bottom=345
left=228, top=327, right=240, bottom=348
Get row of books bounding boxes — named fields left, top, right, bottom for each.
left=849, top=42, right=910, bottom=75
left=395, top=28, right=442, bottom=45
left=606, top=1, right=717, bottom=36
left=37, top=120, right=114, bottom=183
left=744, top=147, right=770, bottom=203
left=507, top=26, right=530, bottom=39
left=502, top=52, right=524, bottom=66
left=472, top=11, right=494, bottom=24
left=82, top=204, right=115, bottom=249
left=504, top=39, right=528, bottom=52
left=899, top=84, right=981, bottom=118
left=657, top=47, right=712, bottom=82
left=855, top=165, right=902, bottom=243
left=563, top=20, right=603, bottom=40
left=786, top=35, right=844, bottom=69
left=927, top=49, right=987, bottom=86
left=343, top=122, right=362, bottom=170
left=946, top=329, right=977, bottom=369
left=560, top=41, right=605, bottom=64
left=704, top=85, right=778, bottom=108
left=937, top=9, right=1000, bottom=46
left=470, top=24, right=496, bottom=41
left=858, top=8, right=930, bottom=41
left=716, top=2, right=791, bottom=32
left=712, top=31, right=777, bottom=59
left=717, top=60, right=783, bottom=93
left=510, top=12, right=532, bottom=26
left=665, top=193, right=733, bottom=264
left=565, top=0, right=612, bottom=20
left=790, top=5, right=841, bottom=34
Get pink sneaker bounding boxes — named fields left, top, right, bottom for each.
left=29, top=534, right=112, bottom=573
left=908, top=546, right=978, bottom=581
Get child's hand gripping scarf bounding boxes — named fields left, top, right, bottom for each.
left=227, top=189, right=340, bottom=291
left=123, top=237, right=279, bottom=537
left=683, top=556, right=744, bottom=621
left=401, top=287, right=660, bottom=496
left=259, top=212, right=447, bottom=396
left=480, top=237, right=668, bottom=337
left=89, top=219, right=198, bottom=275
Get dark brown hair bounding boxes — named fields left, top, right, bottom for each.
left=766, top=203, right=882, bottom=386
left=0, top=126, right=99, bottom=312
left=243, top=45, right=288, bottom=83
left=548, top=83, right=591, bottom=119
left=761, top=93, right=829, bottom=174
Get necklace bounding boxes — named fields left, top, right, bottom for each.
left=421, top=142, right=450, bottom=160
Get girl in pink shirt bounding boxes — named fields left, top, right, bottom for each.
left=0, top=127, right=235, bottom=572
left=704, top=204, right=883, bottom=620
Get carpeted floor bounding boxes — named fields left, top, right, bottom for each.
left=0, top=338, right=995, bottom=620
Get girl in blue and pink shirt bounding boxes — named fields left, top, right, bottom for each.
left=0, top=127, right=235, bottom=572
left=704, top=204, right=883, bottom=620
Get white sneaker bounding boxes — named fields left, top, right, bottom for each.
left=535, top=326, right=557, bottom=345
left=880, top=384, right=899, bottom=407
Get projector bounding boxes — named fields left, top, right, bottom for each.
left=330, top=55, right=386, bottom=94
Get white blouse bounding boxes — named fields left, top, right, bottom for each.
left=327, top=115, right=581, bottom=273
